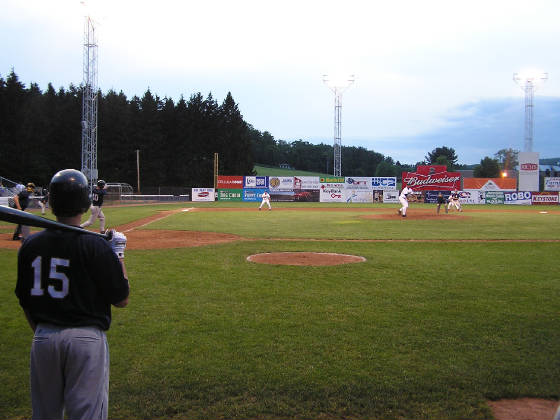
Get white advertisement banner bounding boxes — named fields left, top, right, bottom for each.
left=460, top=190, right=484, bottom=205
left=294, top=176, right=321, bottom=190
left=372, top=177, right=397, bottom=190
left=518, top=152, right=539, bottom=192
left=383, top=190, right=399, bottom=203
left=504, top=191, right=532, bottom=205
left=344, top=190, right=373, bottom=203
left=544, top=177, right=560, bottom=191
left=192, top=188, right=215, bottom=202
left=320, top=186, right=344, bottom=202
left=244, top=176, right=268, bottom=189
left=345, top=177, right=371, bottom=190
left=268, top=176, right=294, bottom=191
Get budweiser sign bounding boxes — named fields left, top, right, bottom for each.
left=402, top=171, right=461, bottom=191
left=520, top=163, right=538, bottom=171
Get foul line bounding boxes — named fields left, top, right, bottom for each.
left=121, top=208, right=194, bottom=233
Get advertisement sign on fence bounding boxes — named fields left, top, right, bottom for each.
left=294, top=176, right=321, bottom=190
left=217, top=176, right=243, bottom=189
left=402, top=167, right=460, bottom=191
left=244, top=176, right=268, bottom=189
left=320, top=183, right=344, bottom=202
left=243, top=188, right=267, bottom=202
left=192, top=188, right=215, bottom=202
left=320, top=177, right=345, bottom=184
left=217, top=189, right=243, bottom=201
left=484, top=191, right=505, bottom=204
left=268, top=176, right=294, bottom=191
left=518, top=152, right=539, bottom=192
left=460, top=190, right=484, bottom=205
left=372, top=177, right=397, bottom=190
left=423, top=190, right=451, bottom=204
left=383, top=190, right=399, bottom=203
left=532, top=192, right=559, bottom=205
left=463, top=178, right=517, bottom=191
left=544, top=177, right=560, bottom=191
left=345, top=177, right=371, bottom=190
left=504, top=191, right=532, bottom=205
left=344, top=189, right=373, bottom=203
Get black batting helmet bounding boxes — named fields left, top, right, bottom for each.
left=97, top=179, right=106, bottom=188
left=49, top=169, right=91, bottom=217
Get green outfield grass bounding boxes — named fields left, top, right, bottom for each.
left=0, top=203, right=559, bottom=419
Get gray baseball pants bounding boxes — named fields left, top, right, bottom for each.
left=30, top=324, right=109, bottom=420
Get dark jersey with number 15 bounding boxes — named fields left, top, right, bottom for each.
left=91, top=187, right=107, bottom=207
left=15, top=229, right=129, bottom=331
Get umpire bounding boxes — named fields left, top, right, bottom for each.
left=15, top=169, right=130, bottom=420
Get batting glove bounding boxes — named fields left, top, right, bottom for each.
left=110, top=230, right=127, bottom=259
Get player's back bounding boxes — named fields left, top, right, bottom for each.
left=16, top=229, right=127, bottom=330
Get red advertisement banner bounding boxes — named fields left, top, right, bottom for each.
left=217, top=176, right=244, bottom=189
left=531, top=192, right=559, bottom=205
left=402, top=170, right=461, bottom=191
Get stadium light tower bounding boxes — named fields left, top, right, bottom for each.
left=81, top=11, right=99, bottom=192
left=323, top=74, right=355, bottom=177
left=513, top=70, right=547, bottom=152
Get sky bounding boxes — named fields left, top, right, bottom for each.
left=2, top=0, right=560, bottom=165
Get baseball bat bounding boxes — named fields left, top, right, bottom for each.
left=0, top=205, right=111, bottom=240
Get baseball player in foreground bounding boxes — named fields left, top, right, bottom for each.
left=15, top=169, right=129, bottom=420
left=398, top=185, right=414, bottom=217
left=80, top=179, right=108, bottom=233
left=259, top=191, right=271, bottom=210
left=447, top=189, right=462, bottom=212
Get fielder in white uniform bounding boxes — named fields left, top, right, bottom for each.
left=259, top=191, right=271, bottom=210
left=447, top=190, right=462, bottom=212
left=398, top=186, right=414, bottom=217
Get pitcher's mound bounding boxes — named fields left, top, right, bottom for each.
left=247, top=252, right=366, bottom=266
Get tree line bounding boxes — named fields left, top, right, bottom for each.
left=4, top=69, right=506, bottom=191
left=1, top=70, right=253, bottom=189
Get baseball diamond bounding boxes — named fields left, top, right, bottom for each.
left=1, top=202, right=559, bottom=420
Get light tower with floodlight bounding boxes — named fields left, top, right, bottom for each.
left=513, top=70, right=547, bottom=152
left=323, top=74, right=355, bottom=177
left=81, top=13, right=99, bottom=192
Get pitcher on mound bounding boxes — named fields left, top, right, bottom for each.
left=398, top=186, right=414, bottom=218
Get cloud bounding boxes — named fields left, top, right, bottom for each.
left=349, top=96, right=560, bottom=164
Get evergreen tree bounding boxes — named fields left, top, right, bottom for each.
left=218, top=92, right=253, bottom=176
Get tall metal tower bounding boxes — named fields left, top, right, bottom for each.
left=513, top=71, right=547, bottom=152
left=81, top=15, right=99, bottom=191
left=323, top=75, right=355, bottom=177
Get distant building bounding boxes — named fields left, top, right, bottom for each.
left=279, top=163, right=293, bottom=169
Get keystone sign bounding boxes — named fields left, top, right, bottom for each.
left=402, top=165, right=460, bottom=191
